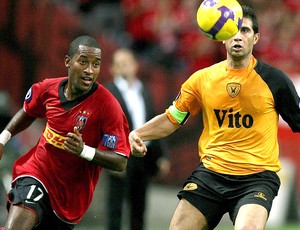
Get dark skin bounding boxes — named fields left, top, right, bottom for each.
left=0, top=45, right=127, bottom=229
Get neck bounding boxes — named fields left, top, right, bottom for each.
left=227, top=55, right=252, bottom=69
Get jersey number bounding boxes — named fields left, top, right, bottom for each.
left=26, top=185, right=44, bottom=201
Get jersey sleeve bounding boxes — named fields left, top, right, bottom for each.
left=166, top=72, right=203, bottom=125
left=257, top=61, right=300, bottom=133
left=275, top=74, right=300, bottom=132
left=23, top=81, right=46, bottom=118
left=97, top=93, right=130, bottom=158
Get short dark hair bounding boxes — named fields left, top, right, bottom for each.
left=68, top=35, right=100, bottom=57
left=242, top=5, right=259, bottom=34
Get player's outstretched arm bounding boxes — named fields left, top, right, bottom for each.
left=129, top=113, right=180, bottom=157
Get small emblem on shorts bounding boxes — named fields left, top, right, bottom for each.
left=183, top=183, right=198, bottom=191
left=254, top=192, right=267, bottom=201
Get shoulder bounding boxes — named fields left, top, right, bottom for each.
left=254, top=60, right=289, bottom=84
left=32, top=77, right=67, bottom=93
left=97, top=83, right=116, bottom=97
left=95, top=83, right=121, bottom=106
left=184, top=61, right=224, bottom=88
left=254, top=60, right=294, bottom=92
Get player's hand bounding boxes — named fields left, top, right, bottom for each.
left=129, top=131, right=147, bottom=157
left=0, top=144, right=3, bottom=160
left=64, top=127, right=84, bottom=156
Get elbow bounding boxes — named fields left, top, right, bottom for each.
left=114, top=157, right=128, bottom=172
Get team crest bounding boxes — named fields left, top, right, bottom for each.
left=226, top=82, right=241, bottom=98
left=75, top=115, right=88, bottom=130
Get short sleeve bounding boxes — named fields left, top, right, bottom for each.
left=23, top=81, right=46, bottom=118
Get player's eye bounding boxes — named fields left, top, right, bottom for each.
left=79, top=60, right=87, bottom=65
left=240, top=27, right=250, bottom=33
left=93, top=62, right=100, bottom=68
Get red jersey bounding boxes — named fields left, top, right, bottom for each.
left=12, top=77, right=130, bottom=223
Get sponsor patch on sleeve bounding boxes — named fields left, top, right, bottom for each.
left=102, top=134, right=118, bottom=150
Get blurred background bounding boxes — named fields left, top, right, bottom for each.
left=0, top=0, right=299, bottom=229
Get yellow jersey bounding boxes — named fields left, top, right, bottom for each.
left=166, top=56, right=300, bottom=175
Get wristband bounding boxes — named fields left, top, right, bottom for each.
left=0, top=130, right=11, bottom=146
left=79, top=145, right=96, bottom=161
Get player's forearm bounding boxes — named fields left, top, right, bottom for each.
left=92, top=150, right=127, bottom=172
left=4, top=109, right=36, bottom=136
left=135, top=113, right=180, bottom=141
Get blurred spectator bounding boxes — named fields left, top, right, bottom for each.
left=105, top=48, right=170, bottom=230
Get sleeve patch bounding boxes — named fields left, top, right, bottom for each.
left=102, top=134, right=118, bottom=150
left=25, top=87, right=33, bottom=102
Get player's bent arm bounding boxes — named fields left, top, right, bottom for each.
left=134, top=113, right=180, bottom=142
left=76, top=146, right=127, bottom=171
left=65, top=127, right=127, bottom=171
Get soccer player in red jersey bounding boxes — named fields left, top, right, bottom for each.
left=0, top=35, right=130, bottom=229
left=129, top=6, right=300, bottom=230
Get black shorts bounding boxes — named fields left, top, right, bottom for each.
left=177, top=164, right=280, bottom=230
left=7, top=177, right=75, bottom=230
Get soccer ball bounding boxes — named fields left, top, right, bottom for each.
left=197, top=0, right=243, bottom=41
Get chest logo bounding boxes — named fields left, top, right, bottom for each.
left=226, top=82, right=241, bottom=98
left=76, top=110, right=90, bottom=131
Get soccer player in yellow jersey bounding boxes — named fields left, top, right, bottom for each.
left=129, top=5, right=300, bottom=230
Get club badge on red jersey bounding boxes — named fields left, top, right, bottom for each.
left=76, top=110, right=90, bottom=130
left=76, top=115, right=88, bottom=131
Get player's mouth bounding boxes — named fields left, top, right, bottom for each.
left=81, top=76, right=93, bottom=85
left=232, top=44, right=243, bottom=51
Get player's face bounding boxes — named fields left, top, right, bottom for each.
left=65, top=45, right=101, bottom=96
left=224, top=17, right=260, bottom=61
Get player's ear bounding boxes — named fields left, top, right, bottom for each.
left=253, top=32, right=260, bottom=45
left=65, top=55, right=71, bottom=68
